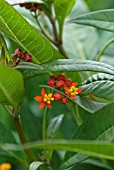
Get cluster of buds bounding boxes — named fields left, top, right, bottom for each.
left=12, top=48, right=31, bottom=65
left=20, top=3, right=43, bottom=12
left=34, top=73, right=82, bottom=110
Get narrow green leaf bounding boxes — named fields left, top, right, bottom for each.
left=6, top=0, right=44, bottom=5
left=0, top=64, right=24, bottom=107
left=80, top=73, right=114, bottom=100
left=0, top=0, right=62, bottom=64
left=47, top=114, right=64, bottom=139
left=29, top=161, right=43, bottom=170
left=0, top=33, right=10, bottom=62
left=69, top=9, right=114, bottom=32
left=54, top=0, right=76, bottom=31
left=3, top=140, right=114, bottom=161
left=16, top=59, right=114, bottom=79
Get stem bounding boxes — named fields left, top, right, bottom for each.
left=97, top=38, right=114, bottom=61
left=43, top=107, right=48, bottom=140
left=13, top=114, right=36, bottom=163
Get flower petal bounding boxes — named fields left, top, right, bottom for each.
left=70, top=95, right=77, bottom=100
left=78, top=88, right=82, bottom=93
left=41, top=88, right=46, bottom=96
left=72, top=82, right=78, bottom=86
left=64, top=84, right=69, bottom=91
left=39, top=102, right=45, bottom=110
left=46, top=103, right=52, bottom=109
left=34, top=96, right=43, bottom=102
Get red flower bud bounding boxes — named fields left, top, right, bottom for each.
left=31, top=6, right=37, bottom=12
left=56, top=80, right=64, bottom=88
left=16, top=59, right=20, bottom=65
left=53, top=93, right=62, bottom=101
left=35, top=4, right=42, bottom=11
left=24, top=53, right=31, bottom=62
left=12, top=48, right=22, bottom=58
left=61, top=97, right=69, bottom=104
left=47, top=79, right=56, bottom=87
left=57, top=73, right=66, bottom=81
left=24, top=3, right=32, bottom=9
left=65, top=78, right=73, bottom=87
left=50, top=76, right=57, bottom=80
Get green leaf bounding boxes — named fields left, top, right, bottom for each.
left=69, top=9, right=114, bottom=32
left=0, top=64, right=24, bottom=108
left=80, top=73, right=114, bottom=100
left=62, top=101, right=114, bottom=169
left=3, top=140, right=114, bottom=161
left=29, top=161, right=43, bottom=170
left=0, top=33, right=10, bottom=62
left=0, top=0, right=62, bottom=64
left=6, top=0, right=44, bottom=5
left=75, top=96, right=106, bottom=113
left=47, top=114, right=64, bottom=139
left=16, top=59, right=114, bottom=79
left=54, top=0, right=76, bottom=32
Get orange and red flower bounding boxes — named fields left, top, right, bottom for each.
left=64, top=82, right=82, bottom=100
left=34, top=88, right=54, bottom=110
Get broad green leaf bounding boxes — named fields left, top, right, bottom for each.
left=62, top=101, right=114, bottom=169
left=0, top=64, right=24, bottom=108
left=69, top=9, right=114, bottom=32
left=0, top=0, right=62, bottom=64
left=0, top=33, right=10, bottom=62
left=75, top=96, right=106, bottom=113
left=54, top=0, right=76, bottom=32
left=80, top=73, right=114, bottom=100
left=47, top=114, right=64, bottom=139
left=3, top=140, right=114, bottom=161
left=29, top=161, right=43, bottom=170
left=16, top=59, right=114, bottom=79
left=6, top=0, right=44, bottom=5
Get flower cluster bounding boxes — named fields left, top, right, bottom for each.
left=0, top=163, right=11, bottom=170
left=20, top=3, right=42, bottom=12
left=34, top=73, right=82, bottom=110
left=12, top=48, right=31, bottom=65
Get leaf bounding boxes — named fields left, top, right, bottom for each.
left=69, top=9, right=114, bottom=32
left=80, top=73, right=114, bottom=100
left=47, top=114, right=64, bottom=139
left=0, top=64, right=24, bottom=108
left=54, top=0, right=76, bottom=32
left=75, top=96, right=106, bottom=113
left=0, top=33, right=10, bottom=62
left=61, top=101, right=114, bottom=169
left=29, top=161, right=43, bottom=170
left=3, top=140, right=114, bottom=161
left=0, top=0, right=62, bottom=64
left=16, top=59, right=114, bottom=79
left=6, top=0, right=44, bottom=5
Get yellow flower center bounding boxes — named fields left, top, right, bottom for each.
left=0, top=163, right=11, bottom=170
left=68, top=86, right=79, bottom=95
left=43, top=93, right=54, bottom=104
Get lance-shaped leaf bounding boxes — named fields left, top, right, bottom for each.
left=0, top=0, right=62, bottom=64
left=69, top=9, right=114, bottom=32
left=80, top=73, right=114, bottom=100
left=0, top=64, right=24, bottom=107
left=6, top=0, right=44, bottom=5
left=54, top=0, right=76, bottom=32
left=16, top=59, right=114, bottom=79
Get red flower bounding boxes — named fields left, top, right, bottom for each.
left=64, top=82, right=82, bottom=100
left=34, top=88, right=54, bottom=110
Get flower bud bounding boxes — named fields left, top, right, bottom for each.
left=61, top=97, right=69, bottom=104
left=24, top=53, right=31, bottom=62
left=57, top=73, right=66, bottom=81
left=53, top=93, right=62, bottom=101
left=47, top=79, right=56, bottom=87
left=65, top=78, right=73, bottom=87
left=50, top=76, right=57, bottom=80
left=56, top=80, right=64, bottom=88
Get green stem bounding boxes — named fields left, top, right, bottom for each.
left=13, top=115, right=36, bottom=163
left=97, top=38, right=114, bottom=61
left=43, top=107, right=48, bottom=140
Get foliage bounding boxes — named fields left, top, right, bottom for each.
left=0, top=0, right=114, bottom=170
